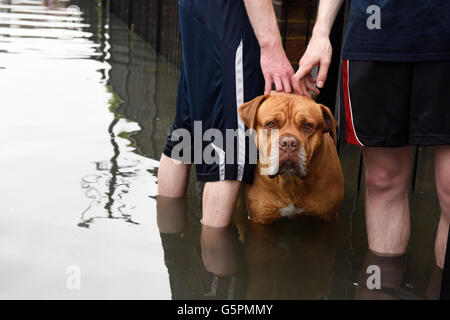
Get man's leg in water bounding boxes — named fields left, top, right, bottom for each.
left=434, top=146, right=450, bottom=269
left=202, top=180, right=241, bottom=227
left=363, top=146, right=414, bottom=256
left=158, top=154, right=191, bottom=198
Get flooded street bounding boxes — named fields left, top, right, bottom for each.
left=0, top=0, right=443, bottom=300
left=0, top=0, right=168, bottom=299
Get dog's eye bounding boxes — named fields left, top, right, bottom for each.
left=303, top=123, right=313, bottom=130
left=266, top=121, right=276, bottom=128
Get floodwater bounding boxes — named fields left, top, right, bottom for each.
left=0, top=0, right=443, bottom=299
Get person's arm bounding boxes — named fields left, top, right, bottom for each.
left=294, top=0, right=345, bottom=95
left=243, top=0, right=295, bottom=94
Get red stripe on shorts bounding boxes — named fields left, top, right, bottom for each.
left=342, top=59, right=363, bottom=146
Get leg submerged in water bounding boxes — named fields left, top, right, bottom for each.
left=434, top=146, right=450, bottom=270
left=158, top=154, right=191, bottom=198
left=202, top=180, right=241, bottom=228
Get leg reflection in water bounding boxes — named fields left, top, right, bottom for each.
left=356, top=251, right=407, bottom=300
left=427, top=266, right=443, bottom=300
left=356, top=251, right=444, bottom=300
left=157, top=196, right=190, bottom=300
left=156, top=196, right=245, bottom=300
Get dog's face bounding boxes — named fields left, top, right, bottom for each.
left=239, top=93, right=337, bottom=179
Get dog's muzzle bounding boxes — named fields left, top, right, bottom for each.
left=269, top=135, right=308, bottom=179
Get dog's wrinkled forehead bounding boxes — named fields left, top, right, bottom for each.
left=257, top=94, right=322, bottom=124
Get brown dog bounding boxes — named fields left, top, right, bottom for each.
left=238, top=93, right=344, bottom=224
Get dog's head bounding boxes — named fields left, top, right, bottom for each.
left=239, top=93, right=337, bottom=179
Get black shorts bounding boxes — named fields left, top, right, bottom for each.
left=339, top=59, right=450, bottom=147
left=163, top=0, right=264, bottom=183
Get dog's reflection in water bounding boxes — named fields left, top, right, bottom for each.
left=156, top=196, right=338, bottom=300
left=237, top=215, right=338, bottom=300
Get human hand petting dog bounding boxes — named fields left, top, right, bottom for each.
left=260, top=43, right=296, bottom=94
left=244, top=0, right=340, bottom=96
left=243, top=0, right=296, bottom=94
left=293, top=33, right=332, bottom=98
left=292, top=0, right=344, bottom=98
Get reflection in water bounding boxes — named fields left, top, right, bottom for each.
left=0, top=0, right=168, bottom=299
left=157, top=196, right=339, bottom=300
left=241, top=217, right=338, bottom=300
left=356, top=251, right=442, bottom=300
left=75, top=1, right=166, bottom=228
left=427, top=266, right=443, bottom=300
left=0, top=0, right=443, bottom=299
left=356, top=252, right=409, bottom=300
left=157, top=196, right=245, bottom=300
left=157, top=193, right=442, bottom=300
left=78, top=92, right=141, bottom=228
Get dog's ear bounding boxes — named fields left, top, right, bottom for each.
left=238, top=95, right=269, bottom=130
left=319, top=104, right=338, bottom=144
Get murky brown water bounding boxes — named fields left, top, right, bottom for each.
left=0, top=0, right=442, bottom=299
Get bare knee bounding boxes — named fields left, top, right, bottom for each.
left=363, top=147, right=413, bottom=196
left=202, top=180, right=241, bottom=228
left=366, top=165, right=410, bottom=195
left=437, top=178, right=450, bottom=196
left=203, top=180, right=241, bottom=206
left=157, top=154, right=190, bottom=197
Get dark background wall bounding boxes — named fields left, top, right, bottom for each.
left=109, top=0, right=182, bottom=68
left=108, top=0, right=347, bottom=112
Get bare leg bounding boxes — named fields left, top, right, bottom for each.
left=157, top=154, right=191, bottom=197
left=434, top=146, right=450, bottom=269
left=202, top=180, right=241, bottom=228
left=363, top=146, right=414, bottom=256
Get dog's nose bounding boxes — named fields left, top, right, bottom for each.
left=279, top=136, right=299, bottom=152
